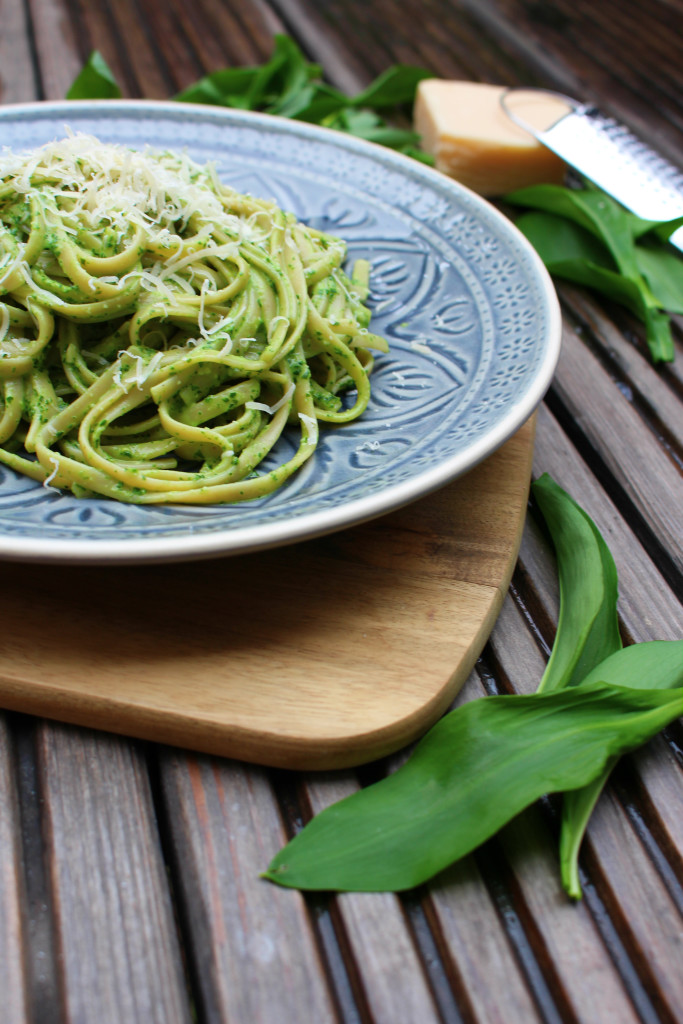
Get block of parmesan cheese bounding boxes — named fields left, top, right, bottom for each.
left=414, top=80, right=571, bottom=196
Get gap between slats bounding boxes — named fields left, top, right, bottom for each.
left=8, top=714, right=64, bottom=1024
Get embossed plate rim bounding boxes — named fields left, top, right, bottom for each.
left=0, top=100, right=561, bottom=564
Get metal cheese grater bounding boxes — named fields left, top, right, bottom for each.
left=500, top=89, right=683, bottom=251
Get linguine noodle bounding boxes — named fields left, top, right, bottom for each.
left=0, top=134, right=387, bottom=504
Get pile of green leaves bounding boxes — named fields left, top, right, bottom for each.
left=505, top=183, right=683, bottom=363
left=263, top=475, right=682, bottom=898
left=66, top=37, right=433, bottom=162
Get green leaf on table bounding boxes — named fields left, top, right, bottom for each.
left=175, top=67, right=260, bottom=108
left=542, top=258, right=649, bottom=319
left=514, top=211, right=615, bottom=268
left=173, top=34, right=429, bottom=149
left=531, top=475, right=682, bottom=897
left=532, top=471, right=622, bottom=897
left=349, top=65, right=433, bottom=108
left=263, top=681, right=683, bottom=892
left=331, top=109, right=424, bottom=151
left=252, top=36, right=320, bottom=114
left=357, top=127, right=425, bottom=151
left=291, top=84, right=349, bottom=123
left=506, top=186, right=676, bottom=363
left=636, top=243, right=683, bottom=313
left=559, top=640, right=683, bottom=897
left=175, top=34, right=430, bottom=123
left=642, top=306, right=676, bottom=363
left=532, top=473, right=622, bottom=696
left=331, top=107, right=383, bottom=133
left=637, top=215, right=683, bottom=243
left=270, top=82, right=319, bottom=119
left=66, top=51, right=122, bottom=100
left=506, top=184, right=639, bottom=276
left=566, top=187, right=642, bottom=278
left=514, top=212, right=649, bottom=314
left=402, top=146, right=436, bottom=165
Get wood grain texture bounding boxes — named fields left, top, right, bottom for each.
left=581, top=787, right=683, bottom=1023
left=561, top=289, right=683, bottom=456
left=38, top=723, right=191, bottom=1024
left=159, top=751, right=338, bottom=1023
left=529, top=404, right=683, bottom=645
left=499, top=806, right=645, bottom=1024
left=0, top=420, right=534, bottom=770
left=420, top=673, right=546, bottom=1024
left=0, top=716, right=28, bottom=1024
left=0, top=0, right=37, bottom=103
left=428, top=854, right=544, bottom=1024
left=550, top=324, right=683, bottom=579
left=25, top=0, right=81, bottom=100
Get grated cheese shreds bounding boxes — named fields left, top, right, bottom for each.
left=0, top=133, right=267, bottom=259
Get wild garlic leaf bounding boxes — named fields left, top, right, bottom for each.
left=642, top=307, right=676, bottom=362
left=635, top=244, right=683, bottom=314
left=565, top=188, right=641, bottom=278
left=506, top=185, right=676, bottom=362
left=629, top=214, right=683, bottom=241
left=515, top=213, right=654, bottom=321
left=293, top=84, right=349, bottom=123
left=252, top=36, right=319, bottom=114
left=514, top=211, right=615, bottom=268
left=515, top=208, right=683, bottom=315
left=532, top=475, right=682, bottom=897
left=405, top=147, right=438, bottom=165
left=271, top=83, right=319, bottom=119
left=532, top=473, right=622, bottom=695
left=514, top=233, right=674, bottom=359
left=559, top=640, right=683, bottom=898
left=263, top=682, right=683, bottom=892
left=334, top=108, right=384, bottom=133
left=175, top=67, right=261, bottom=108
left=174, top=34, right=427, bottom=129
left=506, top=184, right=637, bottom=275
left=349, top=65, right=433, bottom=108
left=540, top=258, right=651, bottom=318
left=66, top=51, right=122, bottom=100
left=532, top=471, right=621, bottom=897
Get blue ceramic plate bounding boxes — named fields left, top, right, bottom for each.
left=0, top=101, right=560, bottom=563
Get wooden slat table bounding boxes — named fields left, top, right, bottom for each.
left=1, top=2, right=682, bottom=1022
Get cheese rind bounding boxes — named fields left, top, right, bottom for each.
left=414, top=80, right=570, bottom=196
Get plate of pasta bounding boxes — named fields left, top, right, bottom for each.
left=0, top=101, right=560, bottom=563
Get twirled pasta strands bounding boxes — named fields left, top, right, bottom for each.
left=0, top=134, right=387, bottom=504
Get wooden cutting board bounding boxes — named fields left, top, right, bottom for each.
left=0, top=417, right=534, bottom=769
